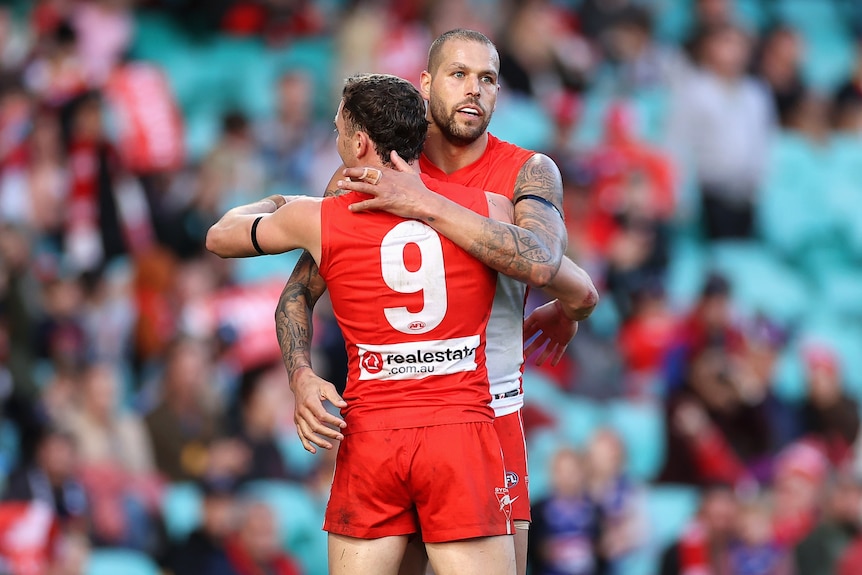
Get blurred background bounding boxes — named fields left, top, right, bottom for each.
left=0, top=0, right=861, bottom=574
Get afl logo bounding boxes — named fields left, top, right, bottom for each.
left=360, top=351, right=384, bottom=374
left=505, top=471, right=519, bottom=488
left=408, top=321, right=426, bottom=331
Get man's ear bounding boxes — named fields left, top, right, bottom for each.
left=355, top=130, right=372, bottom=161
left=420, top=71, right=431, bottom=100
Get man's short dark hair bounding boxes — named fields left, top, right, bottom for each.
left=427, top=28, right=499, bottom=76
left=341, top=74, right=428, bottom=166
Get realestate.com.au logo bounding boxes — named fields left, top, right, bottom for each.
left=356, top=335, right=480, bottom=380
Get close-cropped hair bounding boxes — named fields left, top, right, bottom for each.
left=426, top=28, right=499, bottom=75
left=340, top=73, right=428, bottom=166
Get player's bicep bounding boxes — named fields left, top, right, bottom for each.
left=256, top=198, right=322, bottom=259
left=512, top=153, right=567, bottom=251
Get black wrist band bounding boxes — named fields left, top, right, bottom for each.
left=513, top=194, right=564, bottom=220
left=251, top=216, right=266, bottom=255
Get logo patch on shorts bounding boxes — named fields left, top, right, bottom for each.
left=505, top=471, right=519, bottom=488
left=495, top=486, right=517, bottom=519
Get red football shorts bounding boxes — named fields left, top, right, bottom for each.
left=324, top=421, right=514, bottom=542
left=494, top=410, right=531, bottom=522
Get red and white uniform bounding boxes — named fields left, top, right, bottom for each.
left=420, top=134, right=536, bottom=522
left=319, top=174, right=512, bottom=542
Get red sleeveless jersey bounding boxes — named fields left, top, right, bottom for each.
left=419, top=133, right=535, bottom=200
left=319, top=174, right=497, bottom=434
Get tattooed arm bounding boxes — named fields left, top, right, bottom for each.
left=341, top=152, right=566, bottom=288
left=274, top=169, right=347, bottom=454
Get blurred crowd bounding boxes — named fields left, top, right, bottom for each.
left=0, top=0, right=861, bottom=574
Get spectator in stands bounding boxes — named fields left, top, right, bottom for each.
left=730, top=496, right=794, bottom=575
left=499, top=0, right=593, bottom=98
left=794, top=346, right=859, bottom=468
left=145, top=336, right=233, bottom=482
left=224, top=364, right=295, bottom=483
left=2, top=426, right=88, bottom=532
left=0, top=109, right=68, bottom=242
left=35, top=273, right=87, bottom=376
left=224, top=500, right=303, bottom=575
left=199, top=110, right=267, bottom=216
left=0, top=223, right=43, bottom=398
left=62, top=91, right=128, bottom=273
left=771, top=441, right=828, bottom=547
left=64, top=361, right=163, bottom=551
left=70, top=0, right=132, bottom=86
left=659, top=483, right=737, bottom=575
left=664, top=273, right=745, bottom=392
left=586, top=429, right=647, bottom=571
left=585, top=103, right=675, bottom=319
left=164, top=476, right=237, bottom=575
left=668, top=21, right=775, bottom=239
left=255, top=71, right=319, bottom=196
left=832, top=41, right=862, bottom=134
left=616, top=281, right=677, bottom=395
left=795, top=472, right=862, bottom=575
left=784, top=91, right=832, bottom=145
left=753, top=25, right=805, bottom=128
left=529, top=447, right=603, bottom=575
left=23, top=19, right=86, bottom=108
left=47, top=531, right=90, bottom=575
left=603, top=5, right=684, bottom=92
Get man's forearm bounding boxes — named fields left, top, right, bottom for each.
left=418, top=193, right=563, bottom=288
left=542, top=257, right=599, bottom=321
left=206, top=195, right=286, bottom=257
left=275, top=251, right=327, bottom=384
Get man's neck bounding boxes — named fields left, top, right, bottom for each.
left=422, top=126, right=489, bottom=175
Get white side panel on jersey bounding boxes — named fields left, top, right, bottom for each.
left=485, top=274, right=526, bottom=415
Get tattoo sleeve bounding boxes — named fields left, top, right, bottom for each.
left=274, top=185, right=344, bottom=384
left=275, top=251, right=327, bottom=384
left=464, top=154, right=567, bottom=287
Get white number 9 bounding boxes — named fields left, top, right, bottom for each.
left=380, top=221, right=447, bottom=335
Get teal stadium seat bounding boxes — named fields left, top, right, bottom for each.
left=758, top=133, right=838, bottom=260
left=665, top=235, right=708, bottom=310
left=488, top=95, right=554, bottom=152
left=708, top=241, right=810, bottom=327
left=644, top=484, right=701, bottom=551
left=87, top=549, right=159, bottom=575
left=604, top=400, right=665, bottom=481
left=161, top=482, right=203, bottom=542
left=775, top=0, right=855, bottom=90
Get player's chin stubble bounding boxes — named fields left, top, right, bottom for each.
left=430, top=99, right=490, bottom=146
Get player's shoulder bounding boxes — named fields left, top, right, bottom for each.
left=487, top=133, right=536, bottom=159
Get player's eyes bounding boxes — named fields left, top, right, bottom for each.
left=453, top=71, right=465, bottom=78
left=481, top=76, right=494, bottom=83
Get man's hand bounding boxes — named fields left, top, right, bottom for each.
left=291, top=367, right=348, bottom=454
left=338, top=151, right=437, bottom=219
left=523, top=299, right=579, bottom=367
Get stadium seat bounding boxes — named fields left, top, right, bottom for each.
left=87, top=548, right=160, bottom=575
left=488, top=95, right=554, bottom=152
left=604, top=400, right=666, bottom=481
left=160, top=482, right=203, bottom=542
left=708, top=241, right=811, bottom=327
left=0, top=420, right=19, bottom=480
left=644, top=484, right=701, bottom=550
left=758, top=133, right=837, bottom=260
left=664, top=235, right=708, bottom=310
